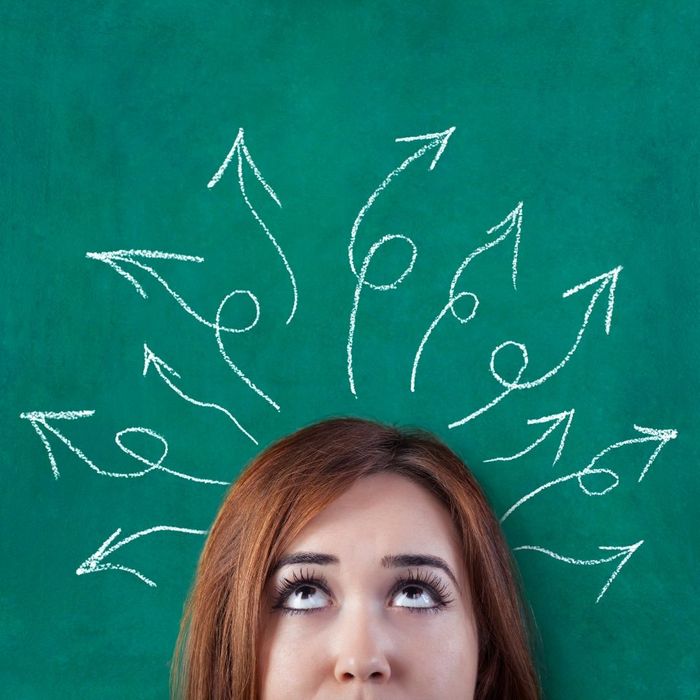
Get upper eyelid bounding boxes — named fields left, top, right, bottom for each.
left=272, top=568, right=452, bottom=605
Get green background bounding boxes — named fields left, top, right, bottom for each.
left=3, top=2, right=698, bottom=697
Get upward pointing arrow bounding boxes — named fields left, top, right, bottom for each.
left=207, top=127, right=297, bottom=324
left=348, top=126, right=456, bottom=283
left=484, top=409, right=575, bottom=465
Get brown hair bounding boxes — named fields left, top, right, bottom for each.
left=172, top=417, right=541, bottom=699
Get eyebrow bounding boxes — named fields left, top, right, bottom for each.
left=270, top=551, right=460, bottom=591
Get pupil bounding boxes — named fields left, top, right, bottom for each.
left=298, top=585, right=314, bottom=599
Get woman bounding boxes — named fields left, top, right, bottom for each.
left=172, top=417, right=541, bottom=699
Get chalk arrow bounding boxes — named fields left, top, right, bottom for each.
left=19, top=411, right=228, bottom=484
left=449, top=266, right=623, bottom=429
left=514, top=540, right=643, bottom=603
left=142, top=343, right=258, bottom=445
left=208, top=127, right=297, bottom=324
left=484, top=409, right=574, bottom=465
left=20, top=410, right=102, bottom=479
left=501, top=265, right=623, bottom=390
left=579, top=424, right=678, bottom=489
left=411, top=202, right=522, bottom=392
left=500, top=423, right=678, bottom=523
left=348, top=126, right=456, bottom=285
left=346, top=127, right=455, bottom=396
left=76, top=525, right=207, bottom=587
left=86, top=249, right=239, bottom=329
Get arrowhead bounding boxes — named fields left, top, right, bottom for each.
left=395, top=126, right=456, bottom=170
left=76, top=527, right=122, bottom=575
left=208, top=128, right=245, bottom=188
left=562, top=265, right=623, bottom=334
left=142, top=343, right=180, bottom=379
left=633, top=424, right=678, bottom=442
left=598, top=540, right=644, bottom=558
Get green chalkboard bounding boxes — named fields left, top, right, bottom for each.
left=3, top=2, right=698, bottom=698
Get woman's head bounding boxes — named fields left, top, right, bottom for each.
left=172, top=417, right=540, bottom=699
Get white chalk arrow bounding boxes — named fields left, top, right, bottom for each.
left=20, top=410, right=103, bottom=479
left=484, top=409, right=575, bottom=465
left=411, top=202, right=522, bottom=392
left=346, top=127, right=456, bottom=397
left=450, top=266, right=623, bottom=429
left=208, top=127, right=297, bottom=324
left=19, top=411, right=228, bottom=485
left=514, top=540, right=644, bottom=603
left=511, top=265, right=622, bottom=390
left=85, top=249, right=246, bottom=332
left=348, top=126, right=456, bottom=286
left=500, top=424, right=678, bottom=523
left=143, top=343, right=258, bottom=445
left=76, top=525, right=207, bottom=587
left=579, top=424, right=678, bottom=489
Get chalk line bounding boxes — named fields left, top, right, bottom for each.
left=214, top=290, right=280, bottom=411
left=346, top=127, right=455, bottom=396
left=348, top=127, right=455, bottom=285
left=514, top=540, right=644, bottom=603
left=484, top=409, right=575, bottom=465
left=143, top=343, right=258, bottom=445
left=208, top=127, right=297, bottom=324
left=76, top=525, right=208, bottom=587
left=347, top=234, right=417, bottom=397
left=19, top=410, right=228, bottom=484
left=411, top=202, right=522, bottom=392
left=500, top=424, right=678, bottom=522
left=449, top=266, right=622, bottom=429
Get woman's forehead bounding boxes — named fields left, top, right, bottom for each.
left=281, top=473, right=463, bottom=566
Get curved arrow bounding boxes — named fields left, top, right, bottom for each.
left=20, top=410, right=101, bottom=479
left=19, top=411, right=229, bottom=485
left=347, top=127, right=455, bottom=397
left=449, top=266, right=622, bottom=429
left=500, top=424, right=678, bottom=523
left=208, top=127, right=297, bottom=324
left=85, top=250, right=248, bottom=333
left=143, top=343, right=258, bottom=445
left=411, top=202, right=522, bottom=392
left=484, top=409, right=574, bottom=465
left=76, top=525, right=207, bottom=587
left=514, top=540, right=643, bottom=603
left=348, top=127, right=455, bottom=284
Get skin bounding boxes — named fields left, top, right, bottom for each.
left=258, top=472, right=479, bottom=700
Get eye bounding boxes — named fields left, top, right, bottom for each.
left=281, top=583, right=331, bottom=611
left=272, top=569, right=332, bottom=614
left=392, top=584, right=439, bottom=608
left=389, top=569, right=453, bottom=613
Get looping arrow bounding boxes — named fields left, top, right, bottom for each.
left=449, top=266, right=623, bottom=429
left=76, top=525, right=208, bottom=587
left=208, top=127, right=297, bottom=324
left=411, top=202, right=522, bottom=392
left=346, top=127, right=455, bottom=397
left=500, top=423, right=678, bottom=523
left=86, top=249, right=248, bottom=334
left=348, top=126, right=455, bottom=287
left=19, top=410, right=229, bottom=485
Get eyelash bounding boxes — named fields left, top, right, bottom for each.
left=271, top=567, right=455, bottom=616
